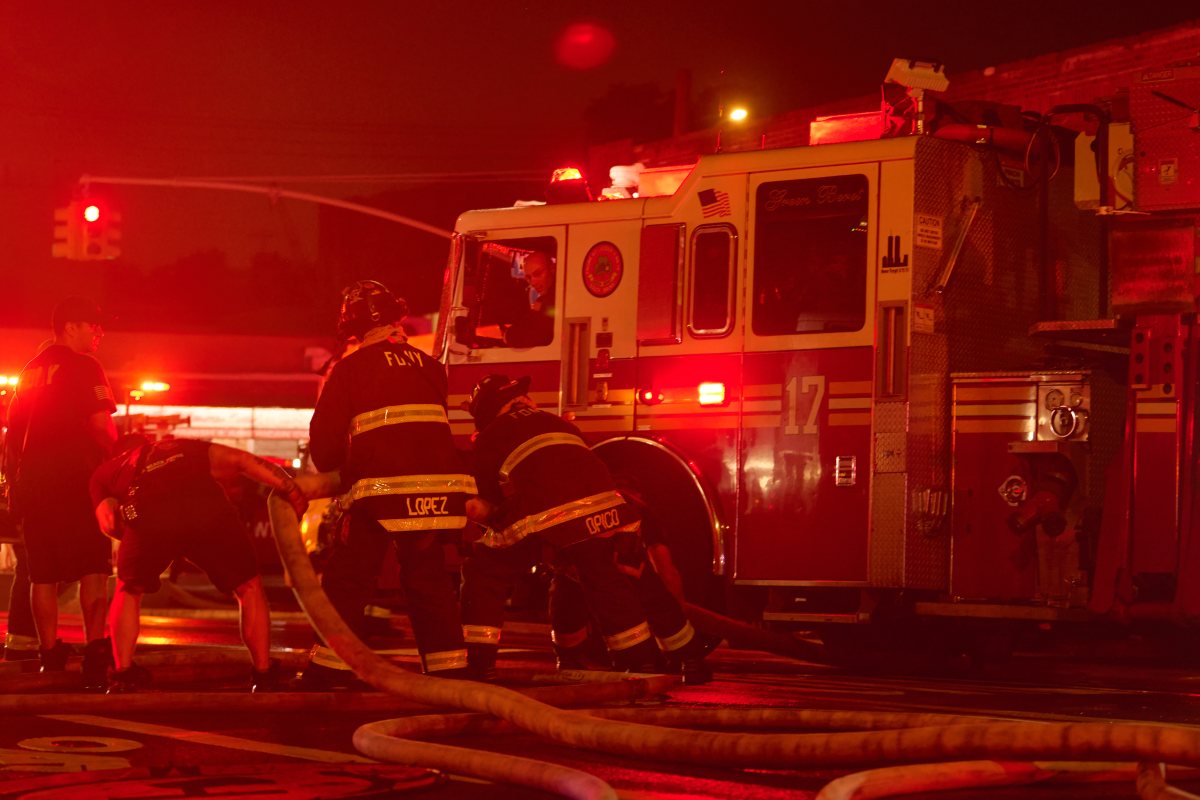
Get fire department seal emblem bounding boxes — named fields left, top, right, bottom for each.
left=582, top=241, right=623, bottom=298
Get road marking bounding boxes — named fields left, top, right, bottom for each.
left=0, top=747, right=130, bottom=773
left=42, top=715, right=375, bottom=764
left=20, top=735, right=143, bottom=753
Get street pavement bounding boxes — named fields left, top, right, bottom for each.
left=4, top=604, right=1200, bottom=798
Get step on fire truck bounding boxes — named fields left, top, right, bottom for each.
left=433, top=62, right=1200, bottom=661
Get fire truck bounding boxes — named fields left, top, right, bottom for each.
left=433, top=66, right=1200, bottom=660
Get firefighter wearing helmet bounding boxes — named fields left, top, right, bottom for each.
left=302, top=280, right=474, bottom=684
left=460, top=374, right=663, bottom=678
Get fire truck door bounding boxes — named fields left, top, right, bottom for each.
left=736, top=166, right=879, bottom=584
left=443, top=226, right=566, bottom=420
left=559, top=221, right=642, bottom=433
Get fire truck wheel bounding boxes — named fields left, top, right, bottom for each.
left=594, top=439, right=725, bottom=612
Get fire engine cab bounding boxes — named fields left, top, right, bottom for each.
left=433, top=64, right=1200, bottom=658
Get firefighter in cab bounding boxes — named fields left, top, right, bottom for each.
left=460, top=374, right=663, bottom=679
left=302, top=280, right=475, bottom=685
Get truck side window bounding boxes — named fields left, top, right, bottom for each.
left=752, top=174, right=868, bottom=336
left=689, top=225, right=736, bottom=337
left=460, top=236, right=557, bottom=348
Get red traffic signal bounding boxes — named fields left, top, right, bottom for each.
left=52, top=200, right=121, bottom=261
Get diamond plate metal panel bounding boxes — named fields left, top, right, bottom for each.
left=1131, top=66, right=1200, bottom=212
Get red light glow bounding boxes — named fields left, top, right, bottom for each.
left=554, top=22, right=616, bottom=70
left=638, top=388, right=664, bottom=405
left=551, top=167, right=584, bottom=183
left=83, top=204, right=101, bottom=223
left=141, top=381, right=171, bottom=392
left=698, top=382, right=727, bottom=406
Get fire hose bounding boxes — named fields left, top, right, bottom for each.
left=269, top=479, right=1200, bottom=800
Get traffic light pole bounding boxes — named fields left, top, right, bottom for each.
left=78, top=175, right=452, bottom=239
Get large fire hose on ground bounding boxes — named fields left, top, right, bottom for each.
left=270, top=480, right=1200, bottom=800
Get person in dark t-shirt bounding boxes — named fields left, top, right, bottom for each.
left=90, top=436, right=308, bottom=693
left=2, top=297, right=117, bottom=689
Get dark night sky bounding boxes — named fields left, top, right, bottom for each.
left=2, top=2, right=1198, bottom=334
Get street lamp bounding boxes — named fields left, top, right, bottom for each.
left=124, top=380, right=170, bottom=434
left=716, top=104, right=750, bottom=153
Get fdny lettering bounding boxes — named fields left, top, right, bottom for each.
left=585, top=509, right=622, bottom=535
left=407, top=495, right=449, bottom=516
left=383, top=350, right=424, bottom=368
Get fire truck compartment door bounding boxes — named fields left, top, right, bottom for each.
left=736, top=164, right=879, bottom=584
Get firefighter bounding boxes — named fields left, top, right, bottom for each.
left=301, top=280, right=473, bottom=686
left=549, top=482, right=718, bottom=684
left=2, top=298, right=117, bottom=690
left=90, top=435, right=308, bottom=693
left=460, top=374, right=662, bottom=679
left=501, top=251, right=555, bottom=347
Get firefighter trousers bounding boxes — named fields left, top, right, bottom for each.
left=318, top=509, right=466, bottom=673
left=550, top=531, right=697, bottom=661
left=461, top=534, right=659, bottom=672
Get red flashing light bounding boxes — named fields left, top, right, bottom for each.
left=83, top=204, right=101, bottom=223
left=551, top=167, right=584, bottom=183
left=698, top=382, right=727, bottom=406
left=638, top=388, right=664, bottom=405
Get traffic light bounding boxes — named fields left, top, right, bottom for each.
left=51, top=201, right=82, bottom=259
left=52, top=201, right=121, bottom=260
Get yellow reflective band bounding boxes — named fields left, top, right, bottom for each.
left=364, top=604, right=391, bottom=620
left=351, top=404, right=449, bottom=435
left=551, top=627, right=591, bottom=649
left=310, top=644, right=354, bottom=671
left=480, top=490, right=626, bottom=548
left=422, top=649, right=468, bottom=672
left=499, top=432, right=588, bottom=481
left=4, top=633, right=39, bottom=651
left=604, top=622, right=652, bottom=651
left=348, top=474, right=478, bottom=501
left=380, top=517, right=468, bottom=532
left=462, top=625, right=502, bottom=644
left=656, top=621, right=696, bottom=653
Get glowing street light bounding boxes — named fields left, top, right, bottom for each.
left=727, top=107, right=749, bottom=123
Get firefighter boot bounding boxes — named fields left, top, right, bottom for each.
left=611, top=639, right=665, bottom=675
left=81, top=637, right=114, bottom=692
left=554, top=643, right=591, bottom=671
left=107, top=663, right=151, bottom=694
left=38, top=639, right=72, bottom=673
left=465, top=643, right=497, bottom=682
left=664, top=631, right=721, bottom=686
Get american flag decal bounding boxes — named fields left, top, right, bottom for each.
left=698, top=188, right=731, bottom=218
left=94, top=385, right=111, bottom=402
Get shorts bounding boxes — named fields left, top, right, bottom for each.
left=20, top=490, right=112, bottom=584
left=117, top=499, right=257, bottom=595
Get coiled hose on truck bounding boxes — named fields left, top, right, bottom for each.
left=270, top=478, right=1200, bottom=800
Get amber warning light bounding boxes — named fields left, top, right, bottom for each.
left=698, top=382, right=727, bottom=406
left=638, top=388, right=664, bottom=405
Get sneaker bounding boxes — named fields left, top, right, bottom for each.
left=250, top=658, right=284, bottom=693
left=297, top=661, right=368, bottom=691
left=39, top=639, right=72, bottom=673
left=82, top=638, right=114, bottom=692
left=107, top=663, right=151, bottom=694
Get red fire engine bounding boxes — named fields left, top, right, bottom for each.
left=433, top=65, right=1200, bottom=659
